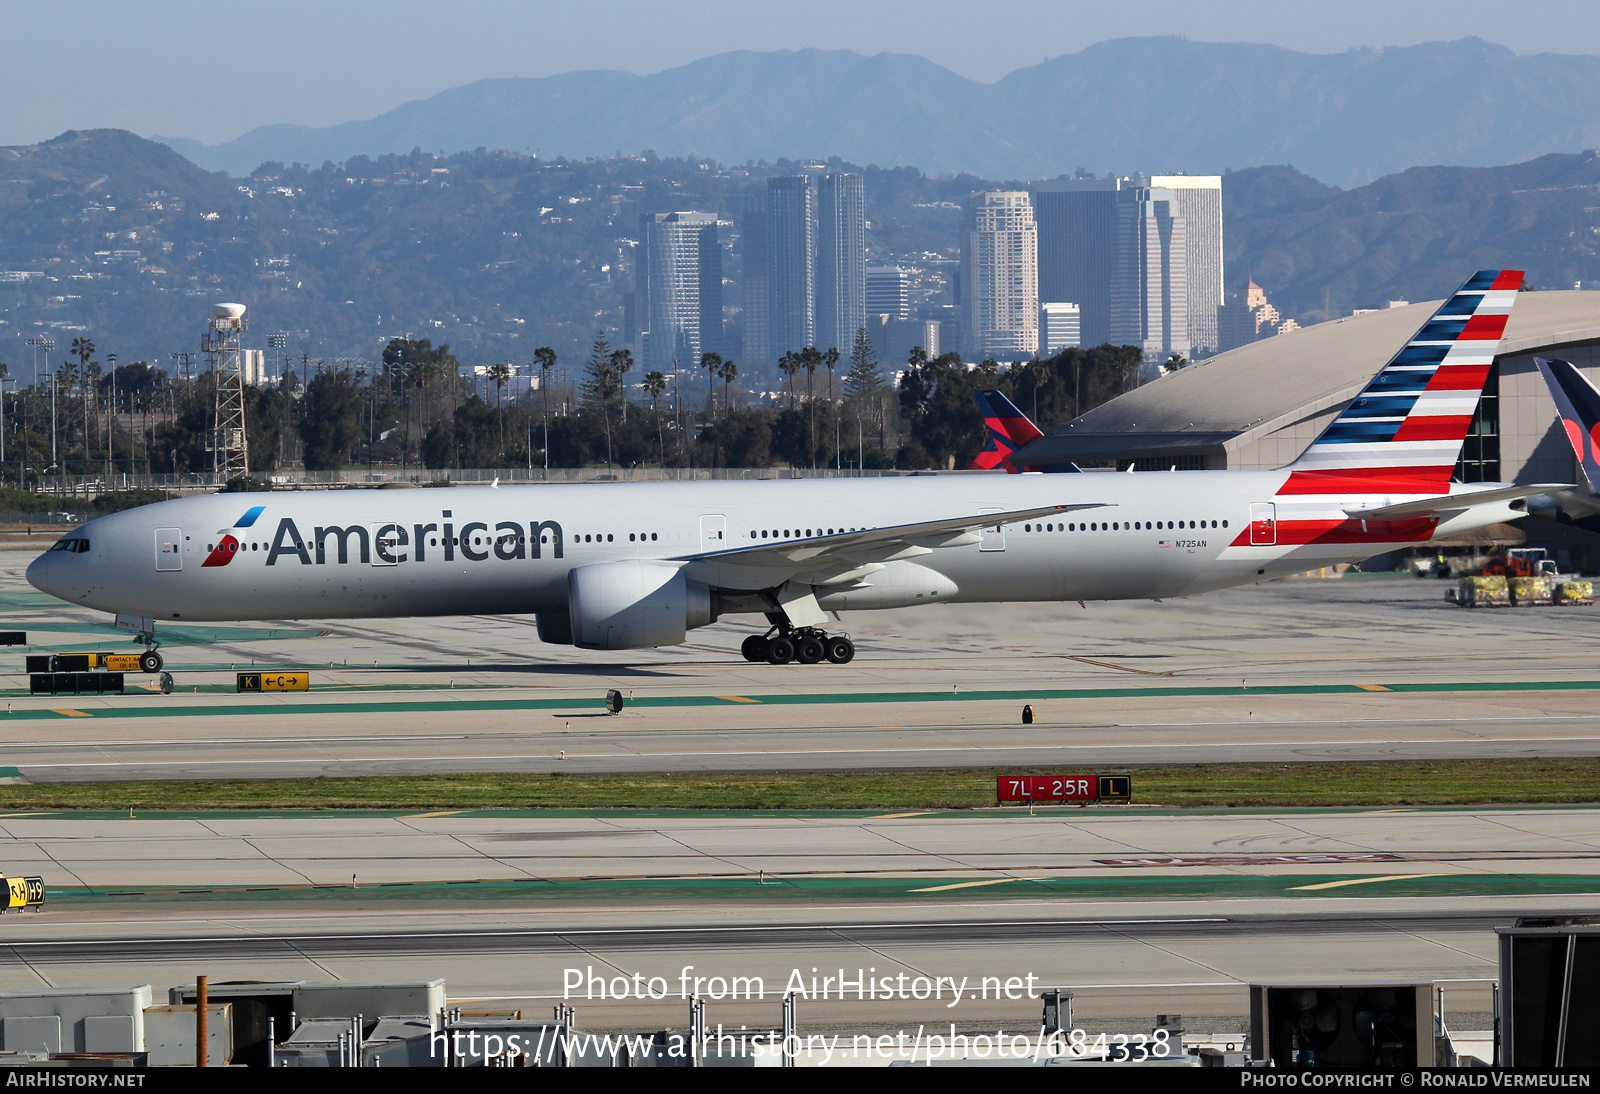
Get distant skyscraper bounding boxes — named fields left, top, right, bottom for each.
left=1217, top=279, right=1299, bottom=352
left=637, top=211, right=721, bottom=371
left=1032, top=176, right=1126, bottom=347
left=1039, top=302, right=1081, bottom=356
left=961, top=191, right=1038, bottom=361
left=737, top=193, right=769, bottom=367
left=1147, top=176, right=1223, bottom=354
left=868, top=315, right=940, bottom=369
left=1110, top=187, right=1189, bottom=373
left=866, top=266, right=912, bottom=320
left=767, top=175, right=816, bottom=360
left=816, top=173, right=865, bottom=355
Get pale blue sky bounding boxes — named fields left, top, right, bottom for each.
left=4, top=0, right=1596, bottom=146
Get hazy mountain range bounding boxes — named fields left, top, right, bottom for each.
left=152, top=37, right=1600, bottom=187
left=5, top=129, right=1598, bottom=372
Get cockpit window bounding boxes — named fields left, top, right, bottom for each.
left=48, top=538, right=90, bottom=554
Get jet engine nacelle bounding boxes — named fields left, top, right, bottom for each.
left=568, top=561, right=715, bottom=650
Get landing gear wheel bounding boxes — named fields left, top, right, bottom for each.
left=741, top=635, right=768, bottom=662
left=139, top=650, right=164, bottom=674
left=824, top=636, right=855, bottom=664
left=795, top=636, right=825, bottom=664
left=765, top=637, right=795, bottom=665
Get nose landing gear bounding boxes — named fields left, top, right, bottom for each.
left=741, top=626, right=854, bottom=665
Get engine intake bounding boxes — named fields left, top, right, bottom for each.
left=568, top=561, right=715, bottom=650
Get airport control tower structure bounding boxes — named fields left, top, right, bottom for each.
left=204, top=303, right=249, bottom=476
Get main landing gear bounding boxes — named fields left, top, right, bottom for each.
left=741, top=626, right=854, bottom=666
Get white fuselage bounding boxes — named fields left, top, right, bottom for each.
left=26, top=471, right=1524, bottom=628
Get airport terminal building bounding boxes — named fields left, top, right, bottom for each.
left=1013, top=289, right=1600, bottom=567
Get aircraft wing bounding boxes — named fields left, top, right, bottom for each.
left=1344, top=484, right=1572, bottom=521
left=676, top=502, right=1110, bottom=590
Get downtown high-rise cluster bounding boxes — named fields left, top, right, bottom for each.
left=632, top=173, right=867, bottom=380
left=630, top=168, right=1290, bottom=393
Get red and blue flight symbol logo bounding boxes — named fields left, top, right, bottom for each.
left=201, top=505, right=265, bottom=568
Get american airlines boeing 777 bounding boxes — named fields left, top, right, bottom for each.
left=27, top=270, right=1564, bottom=669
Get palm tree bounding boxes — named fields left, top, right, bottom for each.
left=718, top=358, right=738, bottom=417
left=70, top=339, right=94, bottom=475
left=778, top=352, right=801, bottom=410
left=698, top=352, right=722, bottom=422
left=644, top=370, right=668, bottom=467
left=533, top=346, right=556, bottom=472
left=823, top=346, right=841, bottom=469
left=85, top=360, right=104, bottom=477
left=487, top=361, right=512, bottom=459
left=609, top=349, right=634, bottom=423
left=800, top=346, right=822, bottom=467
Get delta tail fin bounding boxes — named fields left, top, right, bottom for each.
left=1536, top=357, right=1600, bottom=492
left=1280, top=269, right=1523, bottom=495
left=970, top=390, right=1080, bottom=473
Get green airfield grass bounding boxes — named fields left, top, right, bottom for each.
left=0, top=758, right=1596, bottom=811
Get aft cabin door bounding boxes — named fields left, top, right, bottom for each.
left=979, top=508, right=1005, bottom=552
left=699, top=514, right=727, bottom=553
left=1250, top=503, right=1277, bottom=546
left=155, top=527, right=182, bottom=571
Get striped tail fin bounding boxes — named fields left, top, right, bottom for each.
left=1536, top=357, right=1600, bottom=492
left=1280, top=269, right=1522, bottom=495
left=971, top=389, right=1043, bottom=472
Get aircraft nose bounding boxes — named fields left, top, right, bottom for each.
left=25, top=552, right=51, bottom=597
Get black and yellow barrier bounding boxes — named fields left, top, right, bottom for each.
left=5, top=877, right=44, bottom=911
left=30, top=672, right=124, bottom=696
left=237, top=672, right=310, bottom=693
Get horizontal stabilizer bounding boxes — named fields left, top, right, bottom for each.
left=1344, top=483, right=1571, bottom=521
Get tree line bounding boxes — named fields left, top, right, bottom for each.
left=0, top=333, right=1143, bottom=484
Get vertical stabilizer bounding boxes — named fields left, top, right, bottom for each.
left=1281, top=269, right=1522, bottom=495
left=1536, top=357, right=1600, bottom=491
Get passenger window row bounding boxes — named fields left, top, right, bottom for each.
left=1020, top=519, right=1229, bottom=533
left=750, top=528, right=859, bottom=539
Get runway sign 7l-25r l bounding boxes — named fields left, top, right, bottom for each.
left=997, top=775, right=1131, bottom=804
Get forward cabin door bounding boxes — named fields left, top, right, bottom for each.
left=979, top=507, right=1006, bottom=552
left=155, top=528, right=183, bottom=571
left=699, top=514, right=727, bottom=554
left=1250, top=503, right=1277, bottom=546
left=370, top=521, right=406, bottom=565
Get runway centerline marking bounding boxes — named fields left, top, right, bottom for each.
left=908, top=879, right=1025, bottom=893
left=1290, top=874, right=1446, bottom=891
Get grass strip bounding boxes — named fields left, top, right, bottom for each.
left=0, top=758, right=1596, bottom=811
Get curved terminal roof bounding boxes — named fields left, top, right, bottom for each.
left=1016, top=290, right=1600, bottom=465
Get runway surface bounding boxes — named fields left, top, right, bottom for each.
left=2, top=551, right=1596, bottom=1029
left=1, top=806, right=1592, bottom=1025
left=3, top=552, right=1600, bottom=779
left=5, top=806, right=1600, bottom=890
